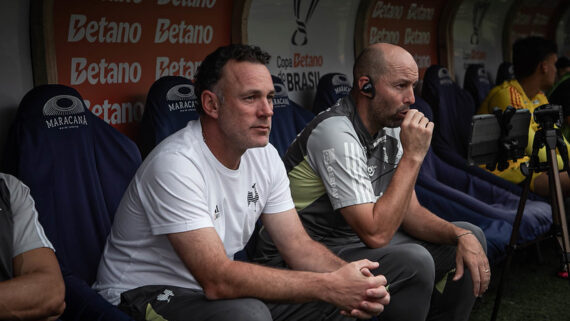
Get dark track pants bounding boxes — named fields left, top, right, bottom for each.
left=118, top=285, right=354, bottom=321
left=328, top=221, right=486, bottom=321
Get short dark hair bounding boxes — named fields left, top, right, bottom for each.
left=194, top=44, right=271, bottom=113
left=512, top=36, right=557, bottom=80
left=556, top=56, right=570, bottom=70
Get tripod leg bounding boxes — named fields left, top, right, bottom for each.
left=547, top=149, right=570, bottom=279
left=490, top=174, right=532, bottom=321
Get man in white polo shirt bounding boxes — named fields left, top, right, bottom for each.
left=93, top=44, right=390, bottom=321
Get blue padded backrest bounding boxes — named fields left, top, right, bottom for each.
left=464, top=64, right=491, bottom=109
left=412, top=96, right=552, bottom=262
left=496, top=62, right=515, bottom=86
left=270, top=75, right=314, bottom=157
left=270, top=75, right=297, bottom=157
left=422, top=65, right=476, bottom=159
left=139, top=76, right=199, bottom=157
left=2, top=85, right=140, bottom=320
left=313, top=73, right=352, bottom=115
left=414, top=81, right=545, bottom=200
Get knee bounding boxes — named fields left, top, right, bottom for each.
left=231, top=299, right=272, bottom=321
left=394, top=244, right=435, bottom=288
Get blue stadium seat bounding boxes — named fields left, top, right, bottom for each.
left=464, top=64, right=491, bottom=110
left=269, top=75, right=313, bottom=157
left=414, top=184, right=512, bottom=262
left=420, top=64, right=545, bottom=198
left=496, top=61, right=515, bottom=86
left=2, top=85, right=140, bottom=321
left=313, top=72, right=352, bottom=115
left=412, top=97, right=552, bottom=262
left=422, top=65, right=477, bottom=160
left=139, top=76, right=199, bottom=158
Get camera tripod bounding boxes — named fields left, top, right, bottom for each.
left=490, top=118, right=570, bottom=321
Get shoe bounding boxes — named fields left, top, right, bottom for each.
left=557, top=271, right=568, bottom=279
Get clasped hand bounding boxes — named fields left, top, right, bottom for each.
left=332, top=259, right=390, bottom=319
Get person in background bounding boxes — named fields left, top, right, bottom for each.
left=0, top=172, right=65, bottom=320
left=477, top=36, right=570, bottom=197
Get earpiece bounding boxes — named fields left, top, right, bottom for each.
left=361, top=77, right=375, bottom=99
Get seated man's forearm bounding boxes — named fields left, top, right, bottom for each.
left=0, top=248, right=65, bottom=320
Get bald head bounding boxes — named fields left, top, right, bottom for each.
left=353, top=43, right=417, bottom=82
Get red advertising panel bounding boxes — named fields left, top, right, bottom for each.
left=37, top=0, right=232, bottom=140
left=510, top=0, right=561, bottom=45
left=360, top=0, right=446, bottom=78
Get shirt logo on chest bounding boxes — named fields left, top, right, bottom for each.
left=367, top=165, right=377, bottom=177
left=247, top=183, right=259, bottom=206
left=213, top=205, right=221, bottom=220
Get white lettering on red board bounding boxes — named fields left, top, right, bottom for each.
left=70, top=58, right=142, bottom=85
left=371, top=1, right=404, bottom=19
left=155, top=57, right=202, bottom=79
left=68, top=14, right=142, bottom=43
left=404, top=28, right=430, bottom=45
left=102, top=0, right=142, bottom=3
left=154, top=18, right=213, bottom=44
left=156, top=0, right=216, bottom=8
left=406, top=3, right=435, bottom=21
left=84, top=99, right=144, bottom=124
left=369, top=27, right=400, bottom=44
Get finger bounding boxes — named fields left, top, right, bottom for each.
left=349, top=309, right=373, bottom=320
left=360, top=267, right=373, bottom=277
left=479, top=264, right=491, bottom=295
left=366, top=285, right=389, bottom=300
left=410, top=110, right=425, bottom=125
left=418, top=115, right=430, bottom=127
left=359, top=300, right=385, bottom=315
left=353, top=259, right=379, bottom=271
left=366, top=290, right=390, bottom=306
left=471, top=264, right=482, bottom=296
left=453, top=258, right=465, bottom=281
left=403, top=108, right=422, bottom=124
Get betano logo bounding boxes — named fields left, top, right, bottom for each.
left=43, top=95, right=88, bottom=129
left=291, top=0, right=320, bottom=46
left=166, top=84, right=198, bottom=112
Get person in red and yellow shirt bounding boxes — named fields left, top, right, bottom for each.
left=477, top=36, right=570, bottom=197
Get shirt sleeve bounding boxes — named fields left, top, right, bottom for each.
left=305, top=117, right=376, bottom=210
left=7, top=175, right=54, bottom=257
left=263, top=146, right=295, bottom=214
left=138, top=152, right=213, bottom=235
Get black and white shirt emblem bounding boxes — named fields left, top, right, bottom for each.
left=247, top=183, right=259, bottom=206
left=213, top=205, right=220, bottom=220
